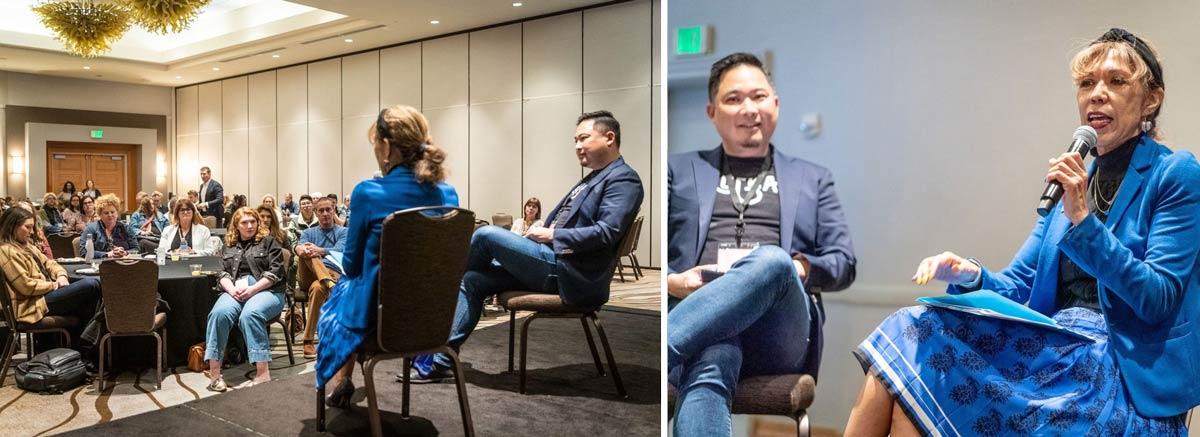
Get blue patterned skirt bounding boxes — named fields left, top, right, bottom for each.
left=854, top=306, right=1186, bottom=436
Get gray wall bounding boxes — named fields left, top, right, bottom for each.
left=178, top=0, right=661, bottom=267
left=669, top=0, right=1200, bottom=432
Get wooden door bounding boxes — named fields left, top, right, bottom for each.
left=46, top=142, right=140, bottom=211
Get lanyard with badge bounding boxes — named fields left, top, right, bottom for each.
left=717, top=151, right=772, bottom=272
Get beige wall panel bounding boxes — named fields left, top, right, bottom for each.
left=650, top=85, right=660, bottom=267
left=307, top=118, right=341, bottom=196
left=248, top=72, right=276, bottom=128
left=196, top=131, right=222, bottom=184
left=522, top=94, right=584, bottom=215
left=421, top=35, right=468, bottom=109
left=198, top=82, right=222, bottom=133
left=308, top=59, right=341, bottom=122
left=276, top=65, right=308, bottom=125
left=277, top=124, right=308, bottom=197
left=583, top=0, right=651, bottom=91
left=469, top=102, right=522, bottom=219
left=523, top=12, right=582, bottom=98
left=652, top=0, right=661, bottom=86
left=221, top=77, right=248, bottom=130
left=585, top=87, right=651, bottom=263
left=175, top=134, right=197, bottom=194
left=221, top=130, right=249, bottom=197
left=379, top=43, right=421, bottom=109
left=423, top=106, right=469, bottom=207
left=342, top=116, right=376, bottom=196
left=342, top=52, right=380, bottom=118
left=248, top=126, right=277, bottom=200
left=176, top=86, right=198, bottom=135
left=470, top=24, right=522, bottom=104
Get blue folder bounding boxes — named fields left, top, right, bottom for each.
left=917, top=290, right=1095, bottom=342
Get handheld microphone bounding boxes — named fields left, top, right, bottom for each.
left=1036, top=126, right=1098, bottom=217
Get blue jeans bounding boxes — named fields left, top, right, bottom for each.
left=427, top=225, right=557, bottom=370
left=668, top=245, right=814, bottom=436
left=44, top=276, right=101, bottom=321
left=205, top=291, right=284, bottom=363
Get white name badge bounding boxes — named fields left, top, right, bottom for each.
left=717, top=242, right=760, bottom=272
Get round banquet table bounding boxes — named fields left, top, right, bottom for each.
left=66, top=256, right=223, bottom=366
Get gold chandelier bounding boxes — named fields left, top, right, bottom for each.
left=124, top=0, right=211, bottom=34
left=33, top=0, right=211, bottom=58
left=32, top=0, right=132, bottom=58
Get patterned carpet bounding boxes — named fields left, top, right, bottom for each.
left=0, top=270, right=661, bottom=436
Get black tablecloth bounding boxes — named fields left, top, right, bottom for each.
left=66, top=256, right=223, bottom=366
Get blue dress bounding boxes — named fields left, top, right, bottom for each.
left=314, top=166, right=458, bottom=388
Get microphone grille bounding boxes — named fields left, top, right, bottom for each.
left=1074, top=125, right=1098, bottom=147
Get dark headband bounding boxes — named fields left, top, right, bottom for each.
left=1093, top=28, right=1163, bottom=88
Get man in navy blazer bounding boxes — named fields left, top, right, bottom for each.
left=414, top=110, right=644, bottom=382
left=197, top=166, right=225, bottom=228
left=667, top=53, right=856, bottom=434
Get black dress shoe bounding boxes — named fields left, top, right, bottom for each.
left=398, top=366, right=454, bottom=384
left=325, top=378, right=355, bottom=409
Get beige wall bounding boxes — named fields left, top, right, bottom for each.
left=175, top=0, right=660, bottom=266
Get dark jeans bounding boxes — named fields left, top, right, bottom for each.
left=427, top=225, right=557, bottom=370
left=43, top=276, right=101, bottom=349
left=668, top=245, right=815, bottom=436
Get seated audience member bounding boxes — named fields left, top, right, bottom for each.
left=286, top=194, right=319, bottom=243
left=152, top=191, right=168, bottom=215
left=37, top=193, right=67, bottom=235
left=187, top=190, right=200, bottom=205
left=66, top=195, right=97, bottom=234
left=131, top=197, right=169, bottom=253
left=203, top=207, right=286, bottom=392
left=316, top=104, right=459, bottom=407
left=412, top=109, right=644, bottom=382
left=81, top=179, right=101, bottom=199
left=510, top=197, right=544, bottom=235
left=157, top=199, right=214, bottom=255
left=295, top=196, right=348, bottom=359
left=60, top=194, right=83, bottom=230
left=845, top=28, right=1200, bottom=436
left=134, top=191, right=148, bottom=208
left=280, top=193, right=297, bottom=217
left=58, top=181, right=77, bottom=205
left=261, top=194, right=283, bottom=225
left=0, top=207, right=101, bottom=347
left=667, top=53, right=856, bottom=436
left=15, top=201, right=54, bottom=259
left=78, top=194, right=137, bottom=258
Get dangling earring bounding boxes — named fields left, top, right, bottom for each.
left=1141, top=119, right=1153, bottom=133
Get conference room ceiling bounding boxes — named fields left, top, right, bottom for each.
left=0, top=0, right=610, bottom=87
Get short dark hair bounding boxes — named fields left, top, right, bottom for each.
left=708, top=52, right=770, bottom=102
left=315, top=196, right=337, bottom=208
left=200, top=166, right=211, bottom=173
left=327, top=193, right=338, bottom=201
left=577, top=110, right=621, bottom=147
left=299, top=194, right=313, bottom=203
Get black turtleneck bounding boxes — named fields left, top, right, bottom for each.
left=1056, top=134, right=1139, bottom=311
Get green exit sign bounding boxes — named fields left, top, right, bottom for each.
left=90, top=130, right=104, bottom=139
left=675, top=25, right=709, bottom=56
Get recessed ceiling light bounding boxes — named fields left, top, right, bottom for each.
left=212, top=67, right=220, bottom=71
left=430, top=20, right=439, bottom=24
left=513, top=2, right=523, bottom=6
left=83, top=66, right=91, bottom=70
left=343, top=38, right=353, bottom=43
left=271, top=54, right=280, bottom=58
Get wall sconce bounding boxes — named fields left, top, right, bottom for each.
left=9, top=155, right=24, bottom=175
left=156, top=158, right=166, bottom=179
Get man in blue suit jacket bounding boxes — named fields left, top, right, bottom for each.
left=415, top=110, right=644, bottom=382
left=198, top=166, right=225, bottom=228
left=667, top=53, right=856, bottom=435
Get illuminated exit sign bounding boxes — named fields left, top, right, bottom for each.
left=675, top=25, right=710, bottom=56
left=90, top=130, right=104, bottom=139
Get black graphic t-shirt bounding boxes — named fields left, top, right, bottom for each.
left=700, top=154, right=781, bottom=265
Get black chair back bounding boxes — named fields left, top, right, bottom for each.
left=99, top=259, right=159, bottom=334
left=47, top=234, right=77, bottom=259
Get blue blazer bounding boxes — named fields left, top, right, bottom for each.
left=667, top=146, right=856, bottom=292
left=949, top=134, right=1200, bottom=417
left=200, top=179, right=224, bottom=219
left=543, top=157, right=644, bottom=308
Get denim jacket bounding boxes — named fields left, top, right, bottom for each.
left=78, top=221, right=138, bottom=258
left=218, top=235, right=285, bottom=293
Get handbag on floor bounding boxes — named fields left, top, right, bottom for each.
left=187, top=342, right=206, bottom=372
left=15, top=348, right=86, bottom=394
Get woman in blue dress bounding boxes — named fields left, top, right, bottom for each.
left=845, top=29, right=1200, bottom=436
left=315, top=105, right=459, bottom=407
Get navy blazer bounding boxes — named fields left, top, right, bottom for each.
left=948, top=134, right=1200, bottom=417
left=543, top=157, right=644, bottom=308
left=667, top=146, right=856, bottom=292
left=200, top=179, right=225, bottom=219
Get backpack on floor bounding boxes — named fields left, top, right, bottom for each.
left=15, top=348, right=87, bottom=394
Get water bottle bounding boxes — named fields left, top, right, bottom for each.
left=156, top=246, right=167, bottom=266
left=180, top=236, right=190, bottom=254
left=84, top=234, right=95, bottom=263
